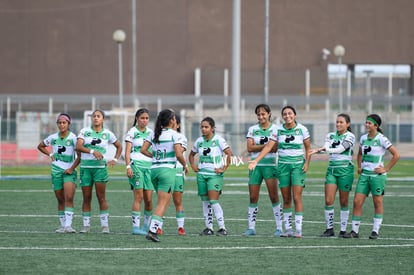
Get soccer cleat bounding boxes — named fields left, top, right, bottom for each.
left=280, top=229, right=294, bottom=237
left=216, top=228, right=228, bottom=236
left=295, top=231, right=303, bottom=238
left=178, top=227, right=186, bottom=236
left=199, top=228, right=215, bottom=236
left=64, top=226, right=76, bottom=233
left=369, top=231, right=379, bottom=239
left=79, top=226, right=90, bottom=233
left=320, top=228, right=335, bottom=237
left=146, top=231, right=160, bottom=242
left=338, top=231, right=347, bottom=238
left=55, top=227, right=65, bottom=233
left=273, top=229, right=283, bottom=237
left=243, top=228, right=256, bottom=236
left=156, top=228, right=163, bottom=235
left=343, top=230, right=359, bottom=238
left=132, top=226, right=147, bottom=235
left=101, top=226, right=110, bottom=234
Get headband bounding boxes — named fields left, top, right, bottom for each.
left=57, top=114, right=71, bottom=124
left=366, top=117, right=378, bottom=126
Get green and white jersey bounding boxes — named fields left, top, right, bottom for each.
left=175, top=132, right=188, bottom=169
left=271, top=123, right=310, bottom=164
left=43, top=131, right=77, bottom=170
left=359, top=132, right=392, bottom=175
left=324, top=130, right=355, bottom=167
left=77, top=127, right=118, bottom=168
left=246, top=123, right=277, bottom=166
left=125, top=126, right=153, bottom=168
left=145, top=128, right=182, bottom=169
left=191, top=134, right=230, bottom=175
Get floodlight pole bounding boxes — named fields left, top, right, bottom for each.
left=334, top=45, right=345, bottom=113
left=113, top=30, right=126, bottom=109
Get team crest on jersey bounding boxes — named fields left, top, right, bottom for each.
left=66, top=140, right=72, bottom=146
left=295, top=129, right=300, bottom=135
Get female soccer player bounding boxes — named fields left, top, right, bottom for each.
left=311, top=113, right=355, bottom=237
left=140, top=109, right=187, bottom=242
left=189, top=116, right=233, bottom=236
left=76, top=109, right=122, bottom=234
left=344, top=114, right=400, bottom=239
left=124, top=108, right=154, bottom=235
left=244, top=104, right=283, bottom=237
left=37, top=113, right=80, bottom=233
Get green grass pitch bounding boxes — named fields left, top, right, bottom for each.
left=0, top=160, right=413, bottom=274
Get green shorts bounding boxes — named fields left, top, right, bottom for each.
left=278, top=162, right=306, bottom=188
left=248, top=165, right=278, bottom=185
left=355, top=174, right=387, bottom=196
left=174, top=168, right=185, bottom=193
left=325, top=164, right=354, bottom=192
left=51, top=165, right=77, bottom=191
left=128, top=164, right=154, bottom=191
left=151, top=167, right=176, bottom=193
left=196, top=173, right=223, bottom=196
left=80, top=167, right=108, bottom=187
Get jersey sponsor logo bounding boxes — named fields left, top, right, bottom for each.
left=57, top=146, right=66, bottom=154
left=202, top=147, right=211, bottom=156
left=285, top=135, right=295, bottom=143
left=259, top=136, right=268, bottom=144
left=91, top=138, right=102, bottom=145
left=363, top=145, right=372, bottom=155
left=332, top=140, right=340, bottom=148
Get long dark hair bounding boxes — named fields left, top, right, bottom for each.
left=153, top=109, right=175, bottom=143
left=255, top=104, right=272, bottom=120
left=175, top=114, right=181, bottom=133
left=92, top=109, right=105, bottom=119
left=201, top=116, right=215, bottom=134
left=367, top=114, right=383, bottom=133
left=338, top=113, right=352, bottom=132
left=132, top=108, right=149, bottom=126
left=281, top=105, right=296, bottom=116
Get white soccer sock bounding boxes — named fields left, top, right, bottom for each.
left=248, top=204, right=258, bottom=230
left=284, top=209, right=293, bottom=231
left=58, top=211, right=65, bottom=228
left=176, top=217, right=185, bottom=228
left=100, top=212, right=109, bottom=227
left=211, top=201, right=225, bottom=229
left=340, top=209, right=349, bottom=232
left=272, top=203, right=283, bottom=231
left=64, top=208, right=74, bottom=227
left=372, top=217, right=383, bottom=233
left=143, top=212, right=152, bottom=228
left=324, top=205, right=334, bottom=229
left=202, top=201, right=213, bottom=229
left=131, top=211, right=140, bottom=228
left=295, top=213, right=303, bottom=233
left=351, top=219, right=361, bottom=233
left=82, top=214, right=91, bottom=227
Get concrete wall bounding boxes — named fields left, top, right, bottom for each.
left=0, top=0, right=413, bottom=98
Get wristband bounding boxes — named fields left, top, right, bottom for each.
left=126, top=165, right=131, bottom=169
left=113, top=158, right=118, bottom=162
left=49, top=153, right=54, bottom=157
left=90, top=149, right=94, bottom=154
